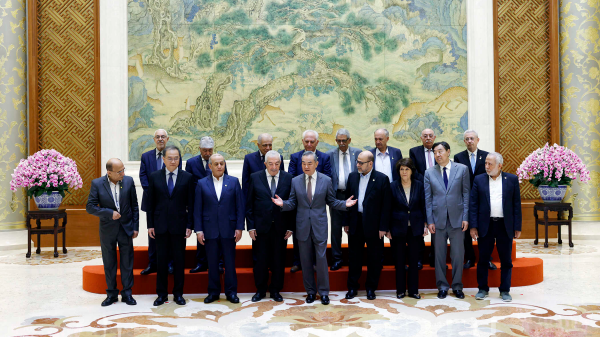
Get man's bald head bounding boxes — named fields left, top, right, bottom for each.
left=106, top=158, right=125, bottom=182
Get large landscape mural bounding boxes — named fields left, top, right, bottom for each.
left=128, top=0, right=468, bottom=161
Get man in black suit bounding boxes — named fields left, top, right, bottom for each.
left=242, top=133, right=285, bottom=200
left=86, top=158, right=139, bottom=307
left=246, top=150, right=294, bottom=302
left=453, top=130, right=495, bottom=270
left=344, top=151, right=392, bottom=300
left=147, top=146, right=195, bottom=306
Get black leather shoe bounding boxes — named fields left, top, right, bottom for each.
left=437, top=290, right=448, bottom=299
left=290, top=265, right=301, bottom=273
left=321, top=295, right=330, bottom=305
left=270, top=292, right=283, bottom=302
left=345, top=289, right=358, bottom=299
left=408, top=293, right=421, bottom=299
left=140, top=264, right=157, bottom=275
left=453, top=290, right=465, bottom=299
left=153, top=296, right=168, bottom=306
left=417, top=260, right=423, bottom=270
left=204, top=294, right=219, bottom=303
left=101, top=296, right=118, bottom=307
left=366, top=290, right=376, bottom=300
left=190, top=263, right=207, bottom=273
left=397, top=292, right=406, bottom=299
left=174, top=296, right=186, bottom=305
left=306, top=294, right=316, bottom=303
left=168, top=262, right=174, bottom=275
left=252, top=292, right=266, bottom=302
left=330, top=261, right=342, bottom=271
left=488, top=261, right=498, bottom=270
left=121, top=295, right=137, bottom=305
left=227, top=294, right=240, bottom=304
left=463, top=260, right=474, bottom=269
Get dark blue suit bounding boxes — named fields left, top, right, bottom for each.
left=194, top=174, right=245, bottom=296
left=242, top=151, right=285, bottom=200
left=370, top=146, right=403, bottom=182
left=139, top=149, right=181, bottom=266
left=469, top=172, right=522, bottom=293
left=409, top=145, right=432, bottom=182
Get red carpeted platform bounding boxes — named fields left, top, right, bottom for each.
left=82, top=241, right=543, bottom=294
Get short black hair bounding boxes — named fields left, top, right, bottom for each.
left=432, top=141, right=450, bottom=152
left=395, top=158, right=416, bottom=180
left=164, top=145, right=182, bottom=160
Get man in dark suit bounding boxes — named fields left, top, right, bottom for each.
left=469, top=152, right=522, bottom=302
left=195, top=154, right=245, bottom=304
left=453, top=130, right=495, bottom=270
left=371, top=128, right=402, bottom=182
left=185, top=136, right=227, bottom=274
left=147, top=146, right=195, bottom=306
left=325, top=128, right=361, bottom=271
left=139, top=129, right=181, bottom=275
left=242, top=133, right=285, bottom=200
left=86, top=159, right=139, bottom=307
left=288, top=130, right=332, bottom=272
left=344, top=151, right=391, bottom=300
left=246, top=150, right=294, bottom=302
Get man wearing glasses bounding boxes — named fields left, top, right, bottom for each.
left=325, top=129, right=361, bottom=271
left=139, top=129, right=181, bottom=275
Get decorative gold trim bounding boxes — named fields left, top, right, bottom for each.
left=0, top=221, right=27, bottom=230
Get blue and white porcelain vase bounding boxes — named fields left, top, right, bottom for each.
left=33, top=191, right=63, bottom=210
left=537, top=185, right=567, bottom=203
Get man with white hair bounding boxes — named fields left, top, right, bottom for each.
left=469, top=152, right=522, bottom=302
left=139, top=129, right=181, bottom=275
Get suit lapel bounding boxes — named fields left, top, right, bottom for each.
left=169, top=168, right=183, bottom=197
left=118, top=178, right=125, bottom=206
left=275, top=174, right=287, bottom=195
left=419, top=146, right=427, bottom=171
left=259, top=171, right=271, bottom=192
left=206, top=175, right=219, bottom=203
left=331, top=149, right=339, bottom=175
left=397, top=182, right=409, bottom=206
left=298, top=173, right=308, bottom=203
left=501, top=172, right=508, bottom=209
left=446, top=164, right=459, bottom=194
left=408, top=183, right=417, bottom=207
left=102, top=176, right=113, bottom=200
left=199, top=158, right=207, bottom=177
left=313, top=172, right=326, bottom=205
left=474, top=151, right=485, bottom=174
left=159, top=168, right=170, bottom=196
left=483, top=174, right=491, bottom=207
left=433, top=165, right=445, bottom=190
left=364, top=172, right=376, bottom=202
left=350, top=149, right=358, bottom=173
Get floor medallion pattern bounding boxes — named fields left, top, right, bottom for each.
left=0, top=249, right=102, bottom=265
left=516, top=240, right=598, bottom=255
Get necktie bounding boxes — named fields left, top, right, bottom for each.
left=157, top=152, right=163, bottom=170
left=270, top=175, right=277, bottom=197
left=168, top=172, right=174, bottom=195
left=261, top=154, right=265, bottom=163
left=205, top=160, right=211, bottom=175
left=427, top=150, right=433, bottom=169
left=443, top=167, right=448, bottom=189
left=342, top=152, right=350, bottom=185
left=307, top=175, right=312, bottom=204
left=470, top=153, right=476, bottom=174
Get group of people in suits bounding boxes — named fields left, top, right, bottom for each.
left=86, top=126, right=522, bottom=307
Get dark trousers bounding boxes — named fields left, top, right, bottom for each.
left=155, top=231, right=186, bottom=297
left=347, top=217, right=384, bottom=291
left=392, top=231, right=423, bottom=295
left=464, top=230, right=476, bottom=262
left=328, top=190, right=346, bottom=264
left=205, top=236, right=237, bottom=296
left=291, top=210, right=301, bottom=267
left=100, top=225, right=134, bottom=298
left=253, top=224, right=287, bottom=294
left=477, top=218, right=513, bottom=292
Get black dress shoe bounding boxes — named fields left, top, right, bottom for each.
left=366, top=290, right=376, bottom=300
left=270, top=292, right=283, bottom=302
left=463, top=260, right=473, bottom=269
left=290, top=265, right=301, bottom=273
left=321, top=295, right=330, bottom=305
left=190, top=263, right=208, bottom=273
left=140, top=264, right=157, bottom=275
left=429, top=260, right=435, bottom=268
left=453, top=290, right=465, bottom=299
left=397, top=292, right=406, bottom=299
left=153, top=296, right=168, bottom=306
left=408, top=293, right=421, bottom=299
left=204, top=294, right=219, bottom=303
left=417, top=260, right=423, bottom=270
left=227, top=294, right=240, bottom=304
left=330, top=261, right=342, bottom=271
left=345, top=289, right=358, bottom=299
left=252, top=292, right=266, bottom=302
left=174, top=296, right=186, bottom=305
left=488, top=261, right=498, bottom=270
left=168, top=262, right=174, bottom=275
left=101, top=296, right=118, bottom=307
left=121, top=295, right=137, bottom=305
left=306, top=294, right=316, bottom=303
left=437, top=290, right=448, bottom=299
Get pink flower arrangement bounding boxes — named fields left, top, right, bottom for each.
left=516, top=143, right=591, bottom=187
left=10, top=149, right=83, bottom=198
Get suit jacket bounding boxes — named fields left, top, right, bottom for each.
left=424, top=162, right=470, bottom=229
left=185, top=154, right=228, bottom=185
left=326, top=147, right=361, bottom=191
left=370, top=146, right=403, bottom=182
left=242, top=151, right=285, bottom=200
left=194, top=174, right=245, bottom=240
left=86, top=175, right=140, bottom=237
left=140, top=149, right=182, bottom=212
left=282, top=172, right=346, bottom=242
left=409, top=145, right=432, bottom=182
left=469, top=172, right=522, bottom=238
left=345, top=170, right=391, bottom=238
left=245, top=170, right=293, bottom=234
left=390, top=179, right=427, bottom=237
left=146, top=168, right=195, bottom=235
left=288, top=149, right=332, bottom=178
left=454, top=149, right=489, bottom=188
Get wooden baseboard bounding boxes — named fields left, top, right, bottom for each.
left=521, top=199, right=558, bottom=239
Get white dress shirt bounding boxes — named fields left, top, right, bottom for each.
left=305, top=171, right=317, bottom=197
left=338, top=150, right=351, bottom=190
left=489, top=174, right=504, bottom=217
left=266, top=169, right=279, bottom=189
left=108, top=178, right=120, bottom=212
left=213, top=174, right=223, bottom=201
left=424, top=147, right=435, bottom=169
left=358, top=169, right=372, bottom=213
left=155, top=149, right=164, bottom=170
left=166, top=168, right=178, bottom=186
left=375, top=147, right=393, bottom=182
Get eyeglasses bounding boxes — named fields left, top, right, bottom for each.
left=154, top=135, right=168, bottom=139
left=356, top=160, right=371, bottom=166
left=335, top=139, right=349, bottom=143
left=111, top=168, right=126, bottom=175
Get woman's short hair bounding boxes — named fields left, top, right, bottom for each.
left=395, top=158, right=416, bottom=180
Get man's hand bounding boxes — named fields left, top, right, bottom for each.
left=235, top=229, right=243, bottom=243
left=132, top=231, right=139, bottom=239
left=148, top=228, right=155, bottom=239
left=249, top=230, right=257, bottom=241
left=185, top=228, right=192, bottom=239
left=385, top=232, right=392, bottom=240
left=461, top=221, right=469, bottom=232
left=344, top=226, right=349, bottom=234
left=284, top=231, right=293, bottom=240
left=197, top=231, right=205, bottom=245
left=112, top=211, right=121, bottom=220
left=379, top=231, right=387, bottom=239
left=470, top=228, right=478, bottom=240
left=423, top=226, right=429, bottom=237
left=428, top=223, right=436, bottom=234
left=514, top=230, right=521, bottom=239
left=272, top=194, right=283, bottom=207
left=345, top=196, right=357, bottom=207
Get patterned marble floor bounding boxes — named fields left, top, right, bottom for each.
left=2, top=240, right=600, bottom=337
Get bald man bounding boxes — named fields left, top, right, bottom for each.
left=86, top=159, right=139, bottom=307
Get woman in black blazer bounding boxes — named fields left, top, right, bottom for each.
left=387, top=158, right=428, bottom=299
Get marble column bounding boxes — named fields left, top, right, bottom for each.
left=560, top=0, right=600, bottom=220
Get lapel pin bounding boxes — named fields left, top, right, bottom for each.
left=225, top=185, right=228, bottom=187
left=504, top=177, right=506, bottom=180
left=479, top=156, right=481, bottom=160
left=373, top=179, right=375, bottom=182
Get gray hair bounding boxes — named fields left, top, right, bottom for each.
left=335, top=128, right=351, bottom=138
left=487, top=152, right=504, bottom=165
left=208, top=153, right=224, bottom=165
left=463, top=129, right=479, bottom=139
left=154, top=129, right=168, bottom=137
left=264, top=150, right=281, bottom=163
left=302, top=130, right=319, bottom=140
left=257, top=133, right=273, bottom=145
left=200, top=136, right=215, bottom=149
left=375, top=128, right=389, bottom=137
left=301, top=151, right=318, bottom=162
